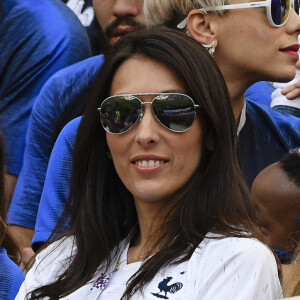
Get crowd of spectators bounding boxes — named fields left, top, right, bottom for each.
left=1, top=0, right=300, bottom=299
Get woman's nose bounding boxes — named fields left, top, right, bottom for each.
left=287, top=9, right=300, bottom=35
left=134, top=105, right=161, bottom=147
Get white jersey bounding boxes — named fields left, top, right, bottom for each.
left=16, top=234, right=282, bottom=300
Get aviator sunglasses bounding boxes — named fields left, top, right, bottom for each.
left=177, top=0, right=300, bottom=29
left=98, top=93, right=200, bottom=134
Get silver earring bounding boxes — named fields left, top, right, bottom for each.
left=202, top=41, right=215, bottom=57
left=186, top=30, right=191, bottom=37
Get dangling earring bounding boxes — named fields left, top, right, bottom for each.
left=186, top=30, right=191, bottom=37
left=202, top=41, right=215, bottom=57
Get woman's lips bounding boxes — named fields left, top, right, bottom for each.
left=131, top=156, right=168, bottom=174
left=284, top=51, right=299, bottom=60
left=281, top=44, right=300, bottom=60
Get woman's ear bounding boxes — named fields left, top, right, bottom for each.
left=186, top=9, right=218, bottom=47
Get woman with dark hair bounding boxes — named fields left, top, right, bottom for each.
left=0, top=131, right=25, bottom=299
left=16, top=27, right=281, bottom=299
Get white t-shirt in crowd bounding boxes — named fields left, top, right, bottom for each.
left=16, top=234, right=282, bottom=300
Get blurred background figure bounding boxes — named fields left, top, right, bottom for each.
left=0, top=0, right=92, bottom=213
left=0, top=131, right=24, bottom=299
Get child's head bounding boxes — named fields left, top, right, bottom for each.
left=252, top=148, right=300, bottom=253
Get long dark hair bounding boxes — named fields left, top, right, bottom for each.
left=0, top=131, right=21, bottom=264
left=29, top=27, right=260, bottom=299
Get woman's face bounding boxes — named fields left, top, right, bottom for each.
left=212, top=0, right=300, bottom=84
left=106, top=56, right=203, bottom=209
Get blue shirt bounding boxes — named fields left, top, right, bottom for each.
left=8, top=55, right=104, bottom=230
left=0, top=0, right=91, bottom=175
left=240, top=99, right=300, bottom=186
left=245, top=82, right=274, bottom=107
left=0, top=247, right=25, bottom=300
left=32, top=100, right=300, bottom=246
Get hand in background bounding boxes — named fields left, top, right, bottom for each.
left=281, top=60, right=300, bottom=100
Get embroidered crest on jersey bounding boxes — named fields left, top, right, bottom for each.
left=151, top=276, right=183, bottom=299
left=90, top=273, right=111, bottom=291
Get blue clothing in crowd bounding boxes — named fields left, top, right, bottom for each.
left=245, top=81, right=274, bottom=107
left=33, top=117, right=81, bottom=246
left=240, top=99, right=300, bottom=186
left=0, top=247, right=24, bottom=300
left=8, top=55, right=104, bottom=230
left=62, top=0, right=107, bottom=55
left=0, top=0, right=91, bottom=175
left=32, top=99, right=300, bottom=246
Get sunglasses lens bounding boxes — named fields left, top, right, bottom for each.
left=271, top=0, right=290, bottom=25
left=100, top=96, right=141, bottom=133
left=152, top=94, right=196, bottom=132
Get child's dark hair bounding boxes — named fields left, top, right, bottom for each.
left=280, top=148, right=300, bottom=186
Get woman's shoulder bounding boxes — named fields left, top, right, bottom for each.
left=190, top=233, right=278, bottom=276
left=188, top=235, right=282, bottom=299
left=197, top=234, right=274, bottom=262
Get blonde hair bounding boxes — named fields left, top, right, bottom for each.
left=144, top=0, right=227, bottom=27
left=284, top=245, right=300, bottom=297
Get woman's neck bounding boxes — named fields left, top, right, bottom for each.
left=217, top=59, right=251, bottom=123
left=225, top=78, right=247, bottom=126
left=127, top=224, right=160, bottom=264
left=127, top=201, right=172, bottom=263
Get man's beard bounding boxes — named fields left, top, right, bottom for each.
left=105, top=16, right=145, bottom=48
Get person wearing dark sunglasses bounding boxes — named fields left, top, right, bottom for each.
left=145, top=0, right=300, bottom=188
left=15, top=27, right=281, bottom=300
